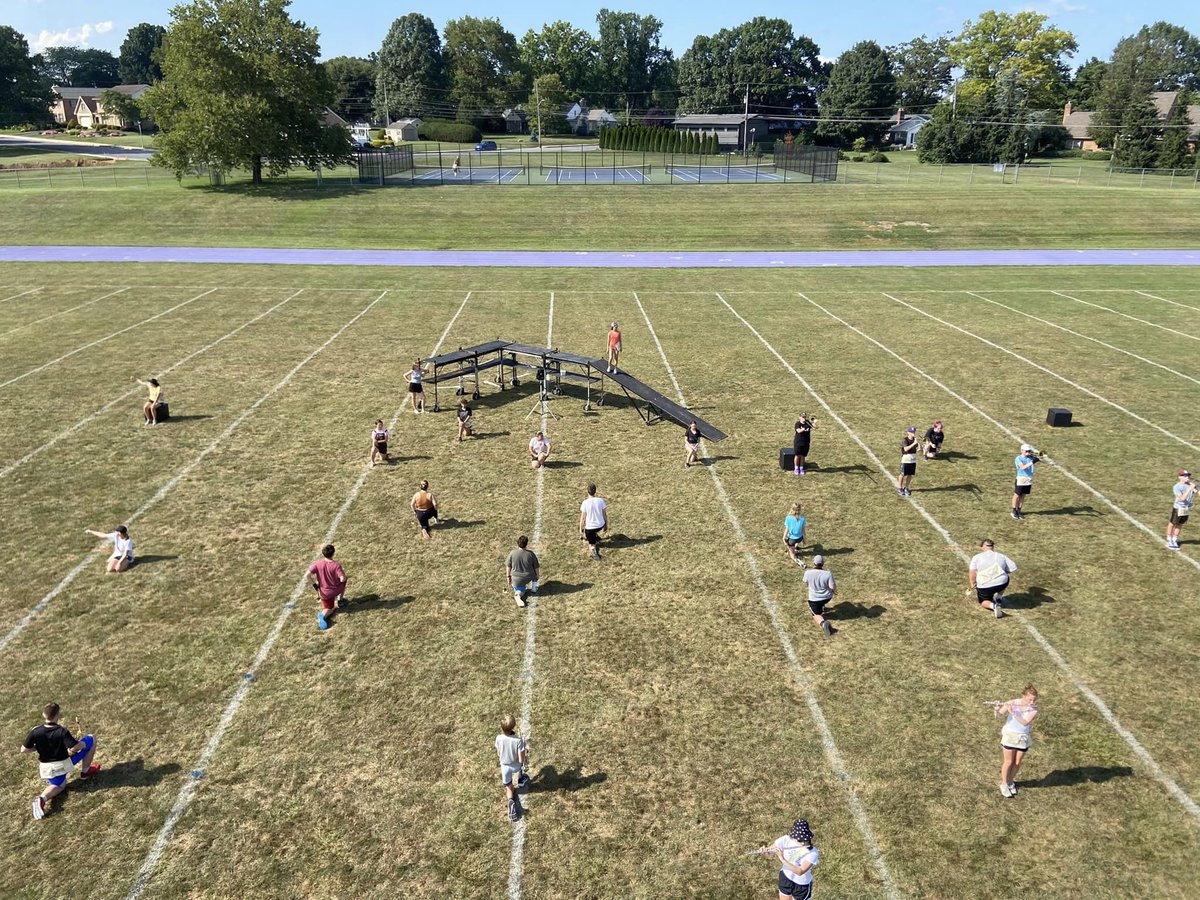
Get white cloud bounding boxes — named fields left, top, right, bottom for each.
left=1016, top=0, right=1090, bottom=15
left=32, top=21, right=115, bottom=51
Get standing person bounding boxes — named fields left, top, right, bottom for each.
left=803, top=556, right=837, bottom=636
left=968, top=539, right=1016, bottom=619
left=898, top=426, right=919, bottom=496
left=21, top=702, right=100, bottom=820
left=452, top=155, right=461, bottom=177
left=1167, top=469, right=1195, bottom=550
left=505, top=535, right=541, bottom=608
left=992, top=684, right=1039, bottom=798
left=136, top=377, right=165, bottom=425
left=308, top=544, right=347, bottom=631
left=792, top=413, right=815, bottom=475
left=456, top=398, right=474, bottom=443
left=529, top=431, right=551, bottom=469
left=85, top=525, right=134, bottom=573
left=923, top=420, right=945, bottom=460
left=1011, top=443, right=1041, bottom=520
left=782, top=502, right=807, bottom=569
left=684, top=420, right=702, bottom=468
left=756, top=818, right=819, bottom=900
left=410, top=480, right=439, bottom=540
left=606, top=322, right=622, bottom=374
left=579, top=483, right=608, bottom=561
left=495, top=714, right=528, bottom=822
left=370, top=419, right=389, bottom=467
left=406, top=360, right=426, bottom=414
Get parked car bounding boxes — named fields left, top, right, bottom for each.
left=475, top=140, right=497, bottom=151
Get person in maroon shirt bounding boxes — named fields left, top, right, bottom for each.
left=21, top=702, right=100, bottom=819
left=308, top=544, right=348, bottom=630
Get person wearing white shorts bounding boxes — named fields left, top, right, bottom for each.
left=495, top=714, right=528, bottom=821
left=994, top=684, right=1039, bottom=798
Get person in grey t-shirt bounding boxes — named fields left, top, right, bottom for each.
left=802, top=555, right=837, bottom=636
left=505, top=535, right=541, bottom=608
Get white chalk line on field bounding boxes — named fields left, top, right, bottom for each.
left=125, top=292, right=471, bottom=900
left=508, top=291, right=554, bottom=900
left=1052, top=291, right=1200, bottom=343
left=0, top=289, right=305, bottom=482
left=0, top=291, right=386, bottom=656
left=0, top=288, right=217, bottom=389
left=1134, top=290, right=1200, bottom=314
left=639, top=292, right=901, bottom=899
left=882, top=293, right=1200, bottom=455
left=0, top=287, right=39, bottom=304
left=960, top=291, right=1200, bottom=389
left=801, top=293, right=1200, bottom=574
left=721, top=292, right=1200, bottom=828
left=0, top=286, right=128, bottom=339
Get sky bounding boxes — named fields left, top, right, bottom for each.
left=3, top=0, right=1173, bottom=67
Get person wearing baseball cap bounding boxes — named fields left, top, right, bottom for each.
left=802, top=555, right=837, bottom=636
left=1011, top=443, right=1041, bottom=520
left=756, top=817, right=819, bottom=899
left=898, top=426, right=919, bottom=496
left=1167, top=469, right=1195, bottom=550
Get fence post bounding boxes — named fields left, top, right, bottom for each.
left=938, top=164, right=943, bottom=184
left=80, top=169, right=85, bottom=186
left=1140, top=168, right=1146, bottom=186
left=1077, top=165, right=1082, bottom=186
left=969, top=164, right=974, bottom=185
left=906, top=165, right=911, bottom=183
left=874, top=163, right=879, bottom=184
left=1046, top=163, right=1052, bottom=183
left=47, top=170, right=52, bottom=187
left=15, top=170, right=20, bottom=188
left=1107, top=167, right=1113, bottom=187
left=1170, top=169, right=1175, bottom=189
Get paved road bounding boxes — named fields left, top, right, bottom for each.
left=0, top=134, right=154, bottom=161
left=1, top=246, right=1198, bottom=269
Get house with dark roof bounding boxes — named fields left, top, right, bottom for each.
left=673, top=113, right=769, bottom=151
left=1062, top=91, right=1200, bottom=152
left=50, top=85, right=150, bottom=127
left=887, top=114, right=931, bottom=148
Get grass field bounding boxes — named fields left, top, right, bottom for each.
left=1, top=262, right=1199, bottom=898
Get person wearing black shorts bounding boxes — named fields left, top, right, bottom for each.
left=406, top=360, right=425, bottom=414
left=898, top=427, right=919, bottom=496
left=370, top=419, right=389, bottom=467
left=1167, top=469, right=1195, bottom=550
left=923, top=420, right=944, bottom=460
left=792, top=414, right=815, bottom=475
left=410, top=480, right=439, bottom=539
left=684, top=420, right=702, bottom=467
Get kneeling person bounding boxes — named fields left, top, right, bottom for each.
left=968, top=539, right=1016, bottom=619
left=505, top=535, right=540, bottom=608
left=22, top=702, right=100, bottom=820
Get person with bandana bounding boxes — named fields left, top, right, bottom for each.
left=757, top=818, right=819, bottom=899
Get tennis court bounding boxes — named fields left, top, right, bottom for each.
left=411, top=166, right=525, bottom=184
left=665, top=164, right=784, bottom=183
left=543, top=166, right=650, bottom=184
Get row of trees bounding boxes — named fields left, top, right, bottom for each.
left=598, top=124, right=719, bottom=154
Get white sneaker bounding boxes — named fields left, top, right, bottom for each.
left=32, top=797, right=46, bottom=819
left=1008, top=782, right=1018, bottom=796
left=1000, top=783, right=1013, bottom=798
left=993, top=600, right=1005, bottom=619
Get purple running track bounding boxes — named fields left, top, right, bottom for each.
left=1, top=245, right=1199, bottom=269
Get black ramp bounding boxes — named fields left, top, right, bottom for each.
left=604, top=367, right=726, bottom=441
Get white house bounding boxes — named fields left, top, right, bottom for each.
left=385, top=118, right=422, bottom=143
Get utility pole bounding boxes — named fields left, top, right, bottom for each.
left=383, top=82, right=390, bottom=127
left=535, top=81, right=542, bottom=143
left=743, top=82, right=750, bottom=156
left=951, top=78, right=959, bottom=120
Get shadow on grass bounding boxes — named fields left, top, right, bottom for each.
left=1004, top=586, right=1055, bottom=610
left=935, top=451, right=979, bottom=461
left=388, top=454, right=433, bottom=464
left=343, top=593, right=414, bottom=614
left=539, top=581, right=592, bottom=596
left=436, top=518, right=486, bottom=530
left=527, top=764, right=607, bottom=794
left=132, top=554, right=178, bottom=566
left=468, top=431, right=511, bottom=440
left=701, top=455, right=738, bottom=465
left=810, top=545, right=855, bottom=557
left=75, top=758, right=181, bottom=793
left=607, top=533, right=663, bottom=549
left=543, top=460, right=583, bottom=469
left=1020, top=765, right=1133, bottom=789
left=915, top=483, right=982, bottom=495
left=833, top=602, right=886, bottom=620
left=809, top=463, right=873, bottom=477
left=1031, top=505, right=1100, bottom=517
left=161, top=415, right=213, bottom=423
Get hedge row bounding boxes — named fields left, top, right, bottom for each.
left=418, top=121, right=482, bottom=143
left=598, top=125, right=719, bottom=154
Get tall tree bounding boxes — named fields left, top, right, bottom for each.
left=145, top=0, right=349, bottom=185
left=118, top=23, right=166, bottom=83
left=887, top=34, right=951, bottom=111
left=677, top=18, right=822, bottom=115
left=529, top=73, right=570, bottom=134
left=36, top=47, right=120, bottom=87
left=1068, top=57, right=1107, bottom=107
left=594, top=9, right=674, bottom=111
left=949, top=11, right=1077, bottom=110
left=1158, top=90, right=1194, bottom=168
left=520, top=21, right=596, bottom=98
left=375, top=14, right=443, bottom=121
left=1108, top=22, right=1200, bottom=91
left=98, top=88, right=142, bottom=127
left=443, top=17, right=525, bottom=119
left=0, top=27, right=52, bottom=126
left=323, top=56, right=375, bottom=121
left=1112, top=88, right=1162, bottom=167
left=817, top=41, right=897, bottom=143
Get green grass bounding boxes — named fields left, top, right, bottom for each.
left=1, top=263, right=1199, bottom=898
left=0, top=147, right=112, bottom=167
left=23, top=131, right=153, bottom=148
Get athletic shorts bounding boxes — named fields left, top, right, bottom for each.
left=42, top=735, right=94, bottom=786
left=408, top=382, right=423, bottom=393
left=500, top=764, right=522, bottom=787
left=778, top=872, right=813, bottom=899
left=1001, top=729, right=1032, bottom=751
left=374, top=440, right=388, bottom=454
left=319, top=593, right=340, bottom=611
left=685, top=439, right=699, bottom=452
left=976, top=582, right=1007, bottom=604
left=584, top=528, right=602, bottom=546
left=901, top=462, right=916, bottom=477
left=459, top=416, right=472, bottom=429
left=1170, top=508, right=1189, bottom=526
left=785, top=537, right=803, bottom=550
left=807, top=599, right=828, bottom=617
left=793, top=439, right=810, bottom=457
left=1014, top=482, right=1032, bottom=496
left=415, top=507, right=437, bottom=529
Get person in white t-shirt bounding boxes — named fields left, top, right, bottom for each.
left=757, top=817, right=819, bottom=899
left=579, top=482, right=608, bottom=560
left=529, top=431, right=551, bottom=469
left=495, top=714, right=528, bottom=821
left=968, top=538, right=1016, bottom=619
left=86, top=525, right=134, bottom=573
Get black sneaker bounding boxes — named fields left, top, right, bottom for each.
left=1011, top=510, right=1020, bottom=520
left=821, top=620, right=832, bottom=637
left=508, top=797, right=522, bottom=821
